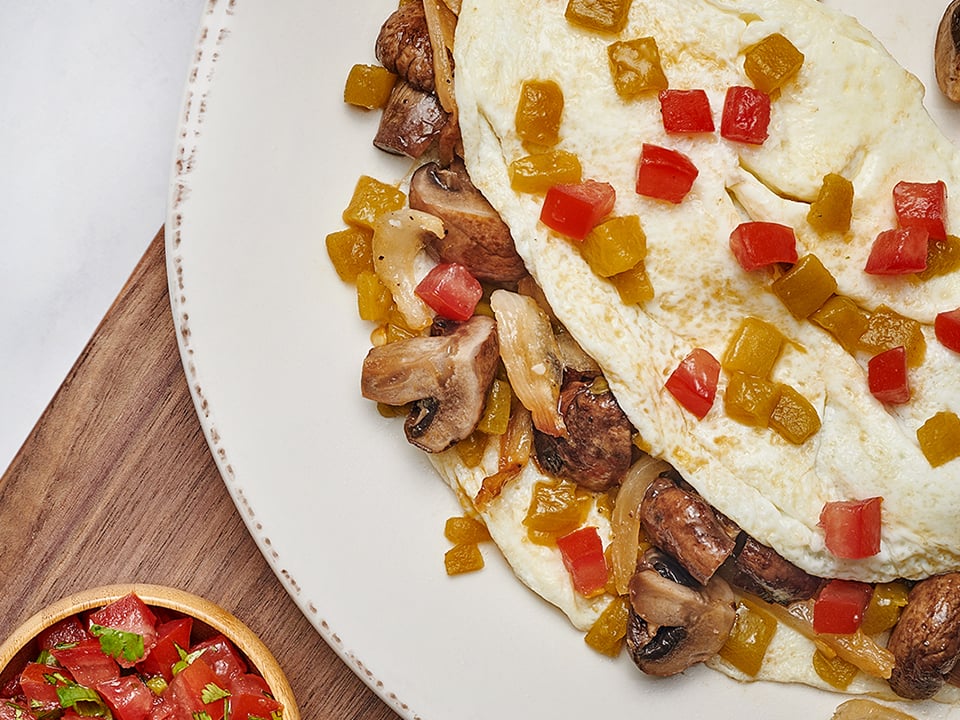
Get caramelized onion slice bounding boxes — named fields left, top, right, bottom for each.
left=373, top=209, right=445, bottom=331
left=422, top=0, right=457, bottom=113
left=610, top=456, right=673, bottom=595
left=490, top=289, right=565, bottom=437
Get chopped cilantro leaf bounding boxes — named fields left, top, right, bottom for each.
left=90, top=623, right=145, bottom=663
left=200, top=682, right=230, bottom=704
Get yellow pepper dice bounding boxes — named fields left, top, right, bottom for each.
left=860, top=582, right=910, bottom=635
left=456, top=431, right=490, bottom=467
left=523, top=481, right=591, bottom=537
left=724, top=372, right=782, bottom=427
left=478, top=378, right=513, bottom=435
left=356, top=270, right=393, bottom=322
left=343, top=64, right=397, bottom=110
left=919, top=235, right=960, bottom=279
left=607, top=38, right=668, bottom=99
left=917, top=411, right=960, bottom=467
left=810, top=295, right=869, bottom=355
left=718, top=600, right=777, bottom=676
left=812, top=649, right=858, bottom=690
left=722, top=317, right=785, bottom=378
left=807, top=173, right=854, bottom=235
left=610, top=260, right=655, bottom=305
left=580, top=215, right=647, bottom=277
left=585, top=596, right=630, bottom=657
left=858, top=304, right=926, bottom=367
left=743, top=33, right=805, bottom=94
left=342, top=176, right=407, bottom=230
left=515, top=79, right=565, bottom=148
left=771, top=254, right=837, bottom=319
left=444, top=543, right=485, bottom=575
left=770, top=384, right=821, bottom=444
left=565, top=0, right=633, bottom=33
left=509, top=150, right=583, bottom=193
left=445, top=515, right=492, bottom=544
left=326, top=226, right=374, bottom=283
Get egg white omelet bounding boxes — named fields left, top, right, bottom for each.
left=389, top=0, right=960, bottom=702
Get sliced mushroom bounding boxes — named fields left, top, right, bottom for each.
left=936, top=0, right=960, bottom=102
left=409, top=160, right=527, bottom=282
left=360, top=315, right=500, bottom=453
left=375, top=0, right=436, bottom=92
left=626, top=548, right=737, bottom=677
left=374, top=80, right=450, bottom=159
left=639, top=474, right=736, bottom=585
left=533, top=371, right=634, bottom=492
left=722, top=535, right=824, bottom=605
left=887, top=572, right=960, bottom=700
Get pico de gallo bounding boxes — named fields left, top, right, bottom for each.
left=0, top=594, right=282, bottom=720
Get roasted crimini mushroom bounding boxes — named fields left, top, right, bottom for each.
left=722, top=535, right=824, bottom=605
left=626, top=548, right=737, bottom=677
left=360, top=315, right=500, bottom=453
left=936, top=0, right=960, bottom=101
left=376, top=0, right=436, bottom=92
left=374, top=80, right=450, bottom=159
left=887, top=572, right=960, bottom=700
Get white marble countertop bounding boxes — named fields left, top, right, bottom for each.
left=0, top=1, right=205, bottom=466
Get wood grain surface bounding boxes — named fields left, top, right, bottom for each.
left=0, top=227, right=401, bottom=720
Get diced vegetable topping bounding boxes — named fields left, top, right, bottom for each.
left=564, top=0, right=633, bottom=33
left=743, top=33, right=805, bottom=93
left=916, top=411, right=960, bottom=467
left=444, top=515, right=492, bottom=544
left=807, top=173, right=854, bottom=234
left=864, top=227, right=929, bottom=275
left=720, top=86, right=771, bottom=145
left=445, top=543, right=485, bottom=574
left=935, top=307, right=960, bottom=353
left=920, top=234, right=960, bottom=278
left=509, top=149, right=583, bottom=193
left=326, top=226, right=374, bottom=282
left=540, top=179, right=617, bottom=239
left=584, top=596, right=630, bottom=657
left=343, top=64, right=397, bottom=109
left=342, top=175, right=407, bottom=229
left=579, top=215, right=647, bottom=277
left=523, top=481, right=591, bottom=538
left=477, top=378, right=513, bottom=435
left=820, top=497, right=883, bottom=559
left=729, top=221, right=798, bottom=271
left=769, top=384, right=821, bottom=444
left=812, top=649, right=859, bottom=690
left=814, top=579, right=873, bottom=634
left=722, top=317, right=785, bottom=377
left=858, top=304, right=926, bottom=367
left=892, top=180, right=948, bottom=240
left=610, top=261, right=655, bottom=305
left=355, top=270, right=393, bottom=323
left=415, top=262, right=483, bottom=321
left=770, top=254, right=837, bottom=319
left=658, top=89, right=715, bottom=134
left=516, top=79, right=564, bottom=147
left=867, top=346, right=910, bottom=404
left=860, top=582, right=910, bottom=635
left=556, top=526, right=609, bottom=597
left=665, top=348, right=721, bottom=420
left=636, top=143, right=699, bottom=204
left=718, top=599, right=777, bottom=676
left=810, top=295, right=870, bottom=355
left=607, top=37, right=668, bottom=98
left=724, top=372, right=781, bottom=427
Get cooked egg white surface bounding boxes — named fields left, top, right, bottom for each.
left=453, top=0, right=960, bottom=586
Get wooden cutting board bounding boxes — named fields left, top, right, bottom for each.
left=0, top=228, right=403, bottom=720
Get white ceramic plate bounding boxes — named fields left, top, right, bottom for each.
left=166, top=2, right=960, bottom=719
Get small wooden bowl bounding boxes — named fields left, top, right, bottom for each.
left=0, top=583, right=300, bottom=719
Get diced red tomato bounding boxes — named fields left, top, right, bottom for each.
left=540, top=180, right=616, bottom=240
left=414, top=263, right=483, bottom=322
left=893, top=180, right=948, bottom=240
left=228, top=688, right=284, bottom=720
left=0, top=701, right=37, bottom=720
left=813, top=579, right=873, bottom=634
left=819, top=497, right=883, bottom=559
left=867, top=346, right=910, bottom=404
left=167, top=658, right=228, bottom=720
left=729, top=221, right=798, bottom=271
left=136, top=618, right=192, bottom=682
left=37, top=615, right=90, bottom=650
left=95, top=676, right=154, bottom=720
left=19, top=662, right=73, bottom=714
left=555, top=526, right=608, bottom=596
left=935, top=307, right=960, bottom=353
left=228, top=672, right=273, bottom=699
left=720, top=86, right=771, bottom=145
left=864, top=227, right=929, bottom=275
left=664, top=348, right=721, bottom=420
left=190, top=635, right=249, bottom=682
left=52, top=638, right=120, bottom=686
left=636, top=143, right=699, bottom=204
left=658, top=89, right=715, bottom=134
left=88, top=594, right=159, bottom=665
